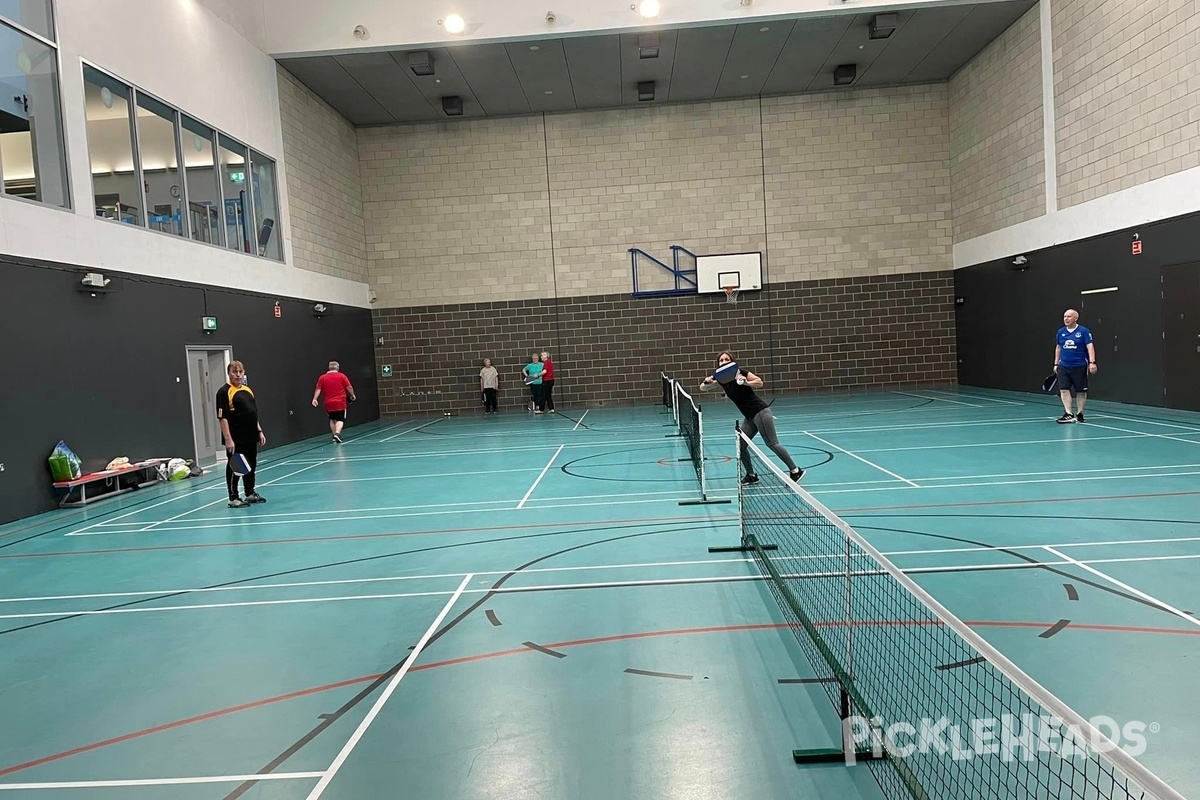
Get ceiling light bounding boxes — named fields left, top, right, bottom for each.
left=443, top=13, right=465, bottom=34
left=740, top=74, right=749, bottom=79
left=869, top=13, right=898, bottom=39
left=530, top=45, right=540, bottom=50
left=100, top=86, right=114, bottom=108
left=638, top=0, right=660, bottom=19
left=544, top=90, right=553, bottom=94
left=759, top=26, right=769, bottom=32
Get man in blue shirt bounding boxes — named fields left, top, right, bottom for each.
left=1053, top=308, right=1098, bottom=423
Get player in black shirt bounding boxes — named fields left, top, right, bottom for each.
left=701, top=350, right=803, bottom=485
left=216, top=360, right=267, bottom=507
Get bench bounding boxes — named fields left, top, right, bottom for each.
left=52, top=459, right=166, bottom=508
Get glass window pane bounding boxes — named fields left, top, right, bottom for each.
left=0, top=23, right=66, bottom=206
left=0, top=0, right=53, bottom=42
left=84, top=66, right=140, bottom=225
left=249, top=150, right=280, bottom=261
left=181, top=115, right=221, bottom=246
left=135, top=92, right=184, bottom=237
left=218, top=133, right=248, bottom=253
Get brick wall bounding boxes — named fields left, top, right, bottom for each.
left=361, top=87, right=954, bottom=308
left=948, top=5, right=1045, bottom=242
left=1054, top=0, right=1200, bottom=209
left=277, top=66, right=368, bottom=282
left=372, top=271, right=955, bottom=415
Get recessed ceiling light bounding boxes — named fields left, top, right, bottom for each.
left=638, top=0, right=660, bottom=19
left=741, top=74, right=749, bottom=79
left=443, top=13, right=465, bottom=34
left=530, top=45, right=540, bottom=50
left=759, top=26, right=769, bottom=32
left=544, top=90, right=553, bottom=94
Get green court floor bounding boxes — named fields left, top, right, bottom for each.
left=0, top=386, right=1197, bottom=799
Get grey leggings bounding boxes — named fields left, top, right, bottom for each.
left=739, top=408, right=799, bottom=475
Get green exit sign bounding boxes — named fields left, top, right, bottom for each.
left=229, top=171, right=245, bottom=183
left=381, top=365, right=392, bottom=378
left=202, top=316, right=218, bottom=331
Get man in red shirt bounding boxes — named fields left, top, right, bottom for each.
left=311, top=361, right=356, bottom=443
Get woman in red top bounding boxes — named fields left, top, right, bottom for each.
left=312, top=361, right=356, bottom=443
left=540, top=350, right=555, bottom=413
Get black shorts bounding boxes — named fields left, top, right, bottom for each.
left=327, top=410, right=347, bottom=422
left=1057, top=365, right=1088, bottom=393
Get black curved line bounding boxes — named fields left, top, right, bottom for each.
left=1039, top=619, right=1071, bottom=639
left=222, top=524, right=696, bottom=798
left=485, top=609, right=501, bottom=626
left=523, top=642, right=567, bottom=659
left=0, top=519, right=691, bottom=638
left=1064, top=584, right=1079, bottom=601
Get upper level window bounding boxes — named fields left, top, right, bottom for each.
left=0, top=4, right=67, bottom=208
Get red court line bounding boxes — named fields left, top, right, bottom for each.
left=2, top=619, right=1197, bottom=778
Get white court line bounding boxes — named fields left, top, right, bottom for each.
left=0, top=772, right=322, bottom=790
left=305, top=574, right=472, bottom=800
left=1092, top=413, right=1200, bottom=433
left=12, top=554, right=1200, bottom=621
left=854, top=433, right=1146, bottom=454
left=518, top=445, right=564, bottom=509
left=892, top=390, right=985, bottom=408
left=918, top=388, right=1025, bottom=406
left=805, top=416, right=1047, bottom=436
left=274, top=467, right=543, bottom=487
left=804, top=431, right=920, bottom=488
left=379, top=418, right=444, bottom=442
left=1085, top=420, right=1200, bottom=446
left=136, top=459, right=336, bottom=532
left=812, top=468, right=1200, bottom=495
left=282, top=436, right=677, bottom=463
left=1043, top=546, right=1200, bottom=628
left=572, top=409, right=590, bottom=431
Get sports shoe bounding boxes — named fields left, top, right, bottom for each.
left=790, top=468, right=805, bottom=482
left=1056, top=413, right=1076, bottom=424
left=244, top=493, right=267, bottom=503
left=740, top=473, right=760, bottom=486
left=333, top=434, right=343, bottom=443
left=1075, top=413, right=1086, bottom=423
left=228, top=497, right=248, bottom=508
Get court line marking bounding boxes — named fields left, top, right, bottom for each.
left=1043, top=546, right=1200, bottom=628
left=379, top=418, right=444, bottom=442
left=10, top=554, right=1200, bottom=621
left=892, top=390, right=985, bottom=408
left=802, top=416, right=1049, bottom=436
left=853, top=433, right=1148, bottom=453
left=305, top=573, right=472, bottom=800
left=572, top=410, right=590, bottom=431
left=803, top=431, right=920, bottom=487
left=518, top=445, right=565, bottom=509
left=916, top=389, right=1025, bottom=406
left=271, top=467, right=545, bottom=487
left=138, top=459, right=336, bottom=532
left=811, top=468, right=1200, bottom=495
left=1091, top=413, right=1200, bottom=433
left=11, top=540, right=1200, bottom=605
left=282, top=437, right=687, bottom=463
left=0, top=772, right=322, bottom=790
left=1081, top=421, right=1200, bottom=447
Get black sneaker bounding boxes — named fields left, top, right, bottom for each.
left=740, top=473, right=760, bottom=486
left=790, top=468, right=805, bottom=483
left=333, top=434, right=343, bottom=443
left=244, top=493, right=267, bottom=503
left=1056, top=413, right=1076, bottom=424
left=1076, top=413, right=1086, bottom=423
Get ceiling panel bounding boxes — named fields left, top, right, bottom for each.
left=760, top=15, right=853, bottom=96
left=714, top=20, right=796, bottom=99
left=619, top=30, right=677, bottom=105
left=334, top=53, right=436, bottom=122
left=505, top=40, right=577, bottom=112
left=390, top=47, right=486, bottom=120
left=278, top=57, right=393, bottom=125
left=907, top=1, right=1036, bottom=82
left=668, top=26, right=736, bottom=102
left=564, top=35, right=623, bottom=109
left=807, top=14, right=897, bottom=92
left=447, top=43, right=532, bottom=117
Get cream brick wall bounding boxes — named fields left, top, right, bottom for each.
left=761, top=85, right=953, bottom=282
left=1054, top=0, right=1200, bottom=209
left=277, top=66, right=367, bottom=283
left=358, top=116, right=553, bottom=307
left=546, top=100, right=764, bottom=297
left=948, top=5, right=1044, bottom=242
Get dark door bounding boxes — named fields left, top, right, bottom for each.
left=1162, top=262, right=1200, bottom=411
left=1079, top=290, right=1125, bottom=401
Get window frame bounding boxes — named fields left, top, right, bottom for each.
left=0, top=1, right=72, bottom=211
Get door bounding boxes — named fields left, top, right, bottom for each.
left=1079, top=289, right=1124, bottom=401
left=1162, top=263, right=1200, bottom=411
left=186, top=347, right=231, bottom=467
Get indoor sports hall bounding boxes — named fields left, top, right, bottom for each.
left=1, top=1, right=1199, bottom=799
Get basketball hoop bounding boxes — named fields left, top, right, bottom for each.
left=722, top=285, right=739, bottom=304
